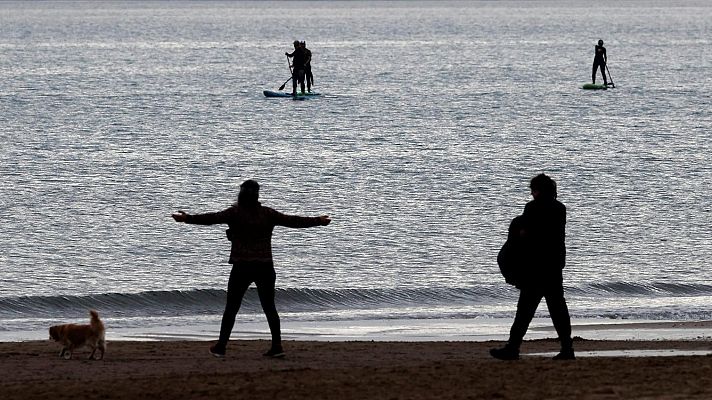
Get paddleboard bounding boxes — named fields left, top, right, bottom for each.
left=582, top=83, right=608, bottom=90
left=263, top=90, right=321, bottom=98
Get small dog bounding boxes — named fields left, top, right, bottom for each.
left=49, top=309, right=106, bottom=360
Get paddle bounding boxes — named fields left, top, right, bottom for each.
left=278, top=77, right=292, bottom=91
left=278, top=55, right=293, bottom=91
left=605, top=63, right=615, bottom=88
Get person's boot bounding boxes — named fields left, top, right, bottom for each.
left=209, top=342, right=226, bottom=358
left=263, top=344, right=285, bottom=358
left=490, top=344, right=520, bottom=360
left=553, top=338, right=575, bottom=360
left=553, top=347, right=576, bottom=360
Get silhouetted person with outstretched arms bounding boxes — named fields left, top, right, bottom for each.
left=592, top=39, right=608, bottom=85
left=301, top=41, right=314, bottom=92
left=285, top=40, right=307, bottom=96
left=490, top=174, right=575, bottom=361
left=172, top=179, right=331, bottom=359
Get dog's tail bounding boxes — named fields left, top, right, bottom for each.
left=89, top=309, right=107, bottom=359
left=89, top=309, right=102, bottom=327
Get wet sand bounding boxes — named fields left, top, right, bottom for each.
left=2, top=338, right=712, bottom=399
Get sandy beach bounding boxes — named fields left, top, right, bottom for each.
left=2, top=336, right=711, bottom=400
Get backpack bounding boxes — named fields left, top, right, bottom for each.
left=497, top=216, right=526, bottom=287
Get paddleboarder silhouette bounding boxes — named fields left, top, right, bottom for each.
left=286, top=40, right=307, bottom=96
left=592, top=39, right=608, bottom=86
left=301, top=41, right=314, bottom=93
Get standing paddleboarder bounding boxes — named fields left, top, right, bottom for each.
left=592, top=39, right=608, bottom=86
left=286, top=40, right=307, bottom=96
left=301, top=41, right=314, bottom=93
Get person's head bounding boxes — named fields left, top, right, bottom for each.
left=529, top=173, right=557, bottom=200
left=598, top=39, right=604, bottom=46
left=238, top=179, right=260, bottom=207
left=300, top=41, right=306, bottom=48
left=293, top=40, right=300, bottom=49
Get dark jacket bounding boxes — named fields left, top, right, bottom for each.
left=287, top=47, right=307, bottom=70
left=519, top=197, right=566, bottom=287
left=186, top=202, right=323, bottom=264
left=304, top=48, right=312, bottom=66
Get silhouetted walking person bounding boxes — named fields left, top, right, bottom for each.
left=490, top=174, right=575, bottom=360
left=172, top=179, right=331, bottom=358
left=592, top=39, right=608, bottom=85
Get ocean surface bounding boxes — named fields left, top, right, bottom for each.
left=1, top=1, right=711, bottom=342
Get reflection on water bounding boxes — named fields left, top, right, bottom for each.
left=528, top=349, right=712, bottom=358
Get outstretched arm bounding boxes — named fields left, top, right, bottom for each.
left=171, top=208, right=233, bottom=225
left=272, top=209, right=331, bottom=228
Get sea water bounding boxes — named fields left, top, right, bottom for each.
left=1, top=1, right=711, bottom=341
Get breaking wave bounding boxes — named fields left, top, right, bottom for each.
left=1, top=282, right=711, bottom=320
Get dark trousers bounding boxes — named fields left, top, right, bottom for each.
left=292, top=69, right=306, bottom=94
left=305, top=64, right=313, bottom=90
left=508, top=284, right=572, bottom=350
left=218, top=262, right=281, bottom=347
left=592, top=60, right=607, bottom=84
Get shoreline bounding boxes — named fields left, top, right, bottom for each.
left=2, top=338, right=712, bottom=399
left=3, top=317, right=711, bottom=343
